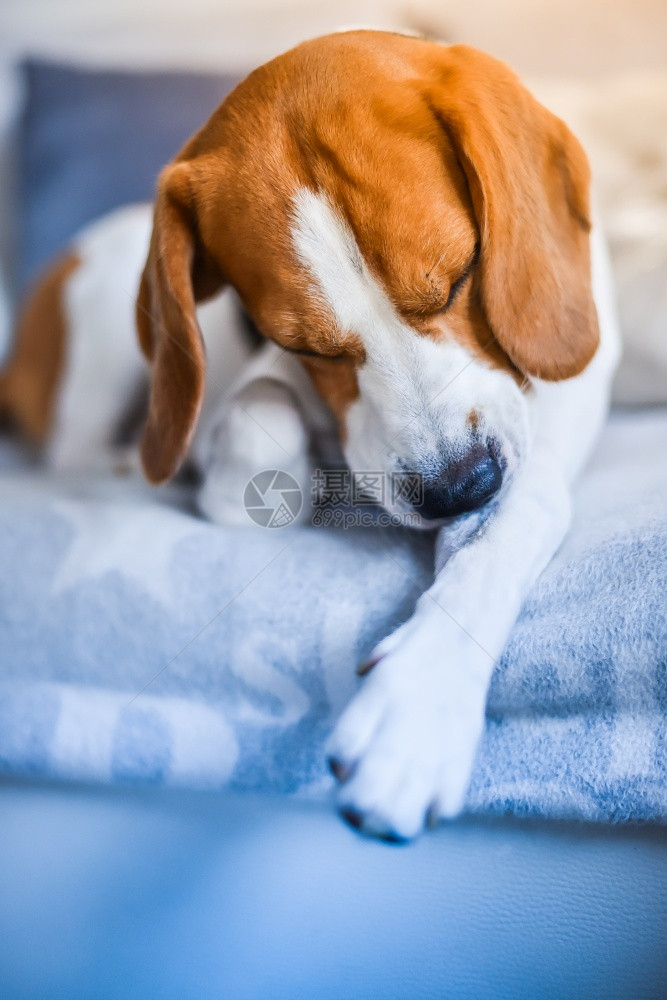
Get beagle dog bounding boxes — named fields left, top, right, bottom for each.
left=0, top=31, right=620, bottom=840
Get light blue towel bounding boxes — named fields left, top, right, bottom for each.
left=0, top=410, right=665, bottom=823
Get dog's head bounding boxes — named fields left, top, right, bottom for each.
left=136, top=31, right=598, bottom=523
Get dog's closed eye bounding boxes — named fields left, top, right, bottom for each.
left=437, top=243, right=480, bottom=314
left=290, top=347, right=348, bottom=361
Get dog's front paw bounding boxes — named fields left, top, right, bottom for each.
left=197, top=378, right=313, bottom=527
left=327, top=621, right=490, bottom=841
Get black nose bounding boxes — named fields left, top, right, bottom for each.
left=419, top=443, right=502, bottom=520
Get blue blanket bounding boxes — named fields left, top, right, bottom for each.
left=0, top=410, right=665, bottom=823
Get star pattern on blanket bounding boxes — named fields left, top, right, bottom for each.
left=51, top=499, right=204, bottom=605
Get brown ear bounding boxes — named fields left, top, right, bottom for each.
left=430, top=45, right=599, bottom=380
left=137, top=161, right=224, bottom=484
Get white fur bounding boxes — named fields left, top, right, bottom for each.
left=196, top=341, right=331, bottom=526
left=292, top=189, right=620, bottom=839
left=291, top=188, right=527, bottom=521
left=48, top=204, right=153, bottom=472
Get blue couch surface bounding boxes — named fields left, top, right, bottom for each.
left=0, top=780, right=665, bottom=1000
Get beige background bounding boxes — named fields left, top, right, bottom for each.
left=407, top=0, right=667, bottom=77
left=0, top=0, right=665, bottom=77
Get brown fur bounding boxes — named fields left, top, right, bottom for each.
left=137, top=32, right=598, bottom=485
left=427, top=45, right=599, bottom=381
left=0, top=253, right=80, bottom=443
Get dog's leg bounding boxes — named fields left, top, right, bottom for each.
left=328, top=338, right=619, bottom=840
left=327, top=220, right=620, bottom=841
left=326, top=458, right=566, bottom=838
left=196, top=342, right=332, bottom=527
left=329, top=447, right=577, bottom=838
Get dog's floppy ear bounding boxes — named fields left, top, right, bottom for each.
left=430, top=45, right=599, bottom=381
left=137, top=160, right=224, bottom=484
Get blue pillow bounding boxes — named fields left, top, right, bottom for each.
left=18, top=59, right=242, bottom=291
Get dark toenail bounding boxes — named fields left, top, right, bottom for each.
left=356, top=655, right=381, bottom=677
left=340, top=807, right=364, bottom=831
left=426, top=801, right=440, bottom=830
left=377, top=829, right=410, bottom=845
left=328, top=757, right=354, bottom=782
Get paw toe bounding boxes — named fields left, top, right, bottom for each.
left=338, top=804, right=411, bottom=844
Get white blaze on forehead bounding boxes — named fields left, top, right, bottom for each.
left=290, top=186, right=472, bottom=379
left=291, top=187, right=402, bottom=343
left=290, top=186, right=480, bottom=397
